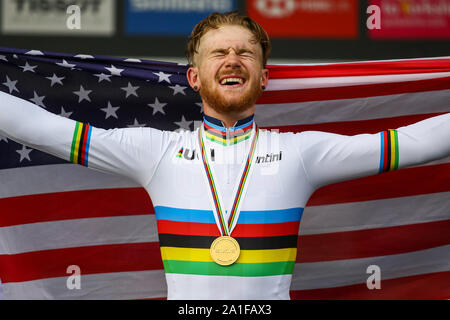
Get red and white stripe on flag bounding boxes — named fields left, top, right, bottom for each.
left=0, top=57, right=449, bottom=299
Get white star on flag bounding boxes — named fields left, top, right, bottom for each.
left=105, top=65, right=124, bottom=76
left=30, top=91, right=46, bottom=108
left=101, top=101, right=120, bottom=119
left=20, top=62, right=37, bottom=73
left=56, top=59, right=76, bottom=69
left=59, top=107, right=73, bottom=118
left=174, top=115, right=193, bottom=131
left=2, top=75, right=19, bottom=93
left=16, top=145, right=33, bottom=162
left=127, top=118, right=146, bottom=128
left=169, top=84, right=187, bottom=96
left=73, top=85, right=92, bottom=103
left=148, top=97, right=167, bottom=115
left=74, top=54, right=95, bottom=59
left=94, top=73, right=112, bottom=83
left=124, top=58, right=142, bottom=63
left=25, top=50, right=44, bottom=56
left=46, top=74, right=65, bottom=87
left=153, top=71, right=172, bottom=84
left=121, top=82, right=139, bottom=98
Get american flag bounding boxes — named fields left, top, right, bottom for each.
left=0, top=48, right=449, bottom=299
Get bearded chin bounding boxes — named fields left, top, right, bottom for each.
left=200, top=82, right=262, bottom=116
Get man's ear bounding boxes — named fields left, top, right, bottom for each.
left=261, top=68, right=269, bottom=89
left=187, top=66, right=200, bottom=91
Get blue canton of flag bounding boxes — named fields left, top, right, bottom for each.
left=0, top=47, right=203, bottom=170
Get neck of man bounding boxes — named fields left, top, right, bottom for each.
left=203, top=104, right=255, bottom=128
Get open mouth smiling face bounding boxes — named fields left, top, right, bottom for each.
left=216, top=72, right=250, bottom=94
left=219, top=75, right=246, bottom=87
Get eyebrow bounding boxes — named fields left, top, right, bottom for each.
left=210, top=48, right=255, bottom=55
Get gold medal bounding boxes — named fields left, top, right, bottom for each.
left=210, top=236, right=240, bottom=266
left=199, top=123, right=258, bottom=267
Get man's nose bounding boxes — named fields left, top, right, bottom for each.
left=224, top=51, right=242, bottom=69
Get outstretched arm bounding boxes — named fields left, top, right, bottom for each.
left=0, top=90, right=173, bottom=186
left=296, top=113, right=450, bottom=189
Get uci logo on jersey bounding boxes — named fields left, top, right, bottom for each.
left=176, top=147, right=215, bottom=161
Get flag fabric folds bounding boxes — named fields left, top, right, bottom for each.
left=0, top=48, right=449, bottom=299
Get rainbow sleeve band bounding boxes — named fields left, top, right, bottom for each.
left=70, top=121, right=92, bottom=167
left=379, top=129, right=399, bottom=173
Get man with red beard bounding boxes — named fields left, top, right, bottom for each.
left=185, top=13, right=269, bottom=127
left=0, top=12, right=449, bottom=300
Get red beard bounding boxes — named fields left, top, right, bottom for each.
left=199, top=75, right=262, bottom=116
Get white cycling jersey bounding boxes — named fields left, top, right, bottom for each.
left=0, top=90, right=449, bottom=299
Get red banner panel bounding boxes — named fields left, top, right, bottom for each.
left=247, top=0, right=359, bottom=39
left=369, top=0, right=450, bottom=39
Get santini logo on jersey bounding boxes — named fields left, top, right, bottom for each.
left=255, top=151, right=282, bottom=164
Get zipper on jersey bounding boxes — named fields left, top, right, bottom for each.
left=226, top=127, right=230, bottom=184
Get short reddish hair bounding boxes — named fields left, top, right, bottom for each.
left=186, top=11, right=271, bottom=67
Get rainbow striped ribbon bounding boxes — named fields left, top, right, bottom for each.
left=379, top=129, right=399, bottom=173
left=198, top=124, right=259, bottom=236
left=70, top=121, right=92, bottom=167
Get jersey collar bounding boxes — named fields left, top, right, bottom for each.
left=202, top=113, right=254, bottom=146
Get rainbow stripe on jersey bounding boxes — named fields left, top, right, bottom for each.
left=70, top=122, right=92, bottom=167
left=203, top=114, right=253, bottom=146
left=155, top=206, right=302, bottom=277
left=379, top=129, right=399, bottom=173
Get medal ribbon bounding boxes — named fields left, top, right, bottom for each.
left=198, top=123, right=259, bottom=236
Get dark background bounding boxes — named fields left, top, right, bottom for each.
left=0, top=0, right=449, bottom=62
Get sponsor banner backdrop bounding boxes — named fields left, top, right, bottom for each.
left=247, top=0, right=358, bottom=39
left=369, top=0, right=450, bottom=39
left=1, top=0, right=116, bottom=36
left=125, top=0, right=237, bottom=35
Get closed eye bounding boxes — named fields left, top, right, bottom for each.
left=209, top=49, right=255, bottom=59
left=211, top=49, right=228, bottom=57
left=237, top=49, right=254, bottom=57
